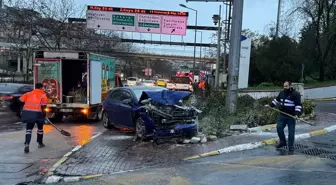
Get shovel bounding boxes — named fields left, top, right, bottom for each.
left=45, top=118, right=72, bottom=137
left=266, top=106, right=315, bottom=126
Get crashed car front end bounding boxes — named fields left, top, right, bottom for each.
left=138, top=90, right=201, bottom=139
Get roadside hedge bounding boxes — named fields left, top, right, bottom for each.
left=193, top=92, right=315, bottom=136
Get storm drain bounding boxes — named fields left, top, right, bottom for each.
left=282, top=144, right=336, bottom=160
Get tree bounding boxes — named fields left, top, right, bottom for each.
left=0, top=1, right=40, bottom=81
left=293, top=0, right=336, bottom=81
left=255, top=36, right=302, bottom=85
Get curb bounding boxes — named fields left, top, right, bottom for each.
left=44, top=132, right=103, bottom=184
left=184, top=124, right=336, bottom=161
left=311, top=97, right=336, bottom=101
left=247, top=124, right=277, bottom=132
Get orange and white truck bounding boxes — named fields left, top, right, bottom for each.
left=33, top=51, right=122, bottom=121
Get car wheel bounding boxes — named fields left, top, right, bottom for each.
left=102, top=111, right=113, bottom=129
left=16, top=105, right=23, bottom=118
left=135, top=118, right=146, bottom=140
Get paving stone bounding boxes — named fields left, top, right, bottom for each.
left=53, top=131, right=227, bottom=176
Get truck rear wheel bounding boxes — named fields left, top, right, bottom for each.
left=52, top=113, right=63, bottom=122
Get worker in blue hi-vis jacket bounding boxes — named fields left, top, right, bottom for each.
left=265, top=81, right=302, bottom=152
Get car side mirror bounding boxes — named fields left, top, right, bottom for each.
left=122, top=99, right=132, bottom=105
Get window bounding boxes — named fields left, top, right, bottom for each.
left=120, top=91, right=132, bottom=101
left=0, top=84, right=21, bottom=93
left=19, top=86, right=33, bottom=93
left=110, top=91, right=122, bottom=101
left=128, top=77, right=137, bottom=81
left=109, top=90, right=132, bottom=102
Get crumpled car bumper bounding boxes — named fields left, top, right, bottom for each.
left=154, top=123, right=197, bottom=138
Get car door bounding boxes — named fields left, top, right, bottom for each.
left=113, top=90, right=135, bottom=128
left=104, top=90, right=122, bottom=124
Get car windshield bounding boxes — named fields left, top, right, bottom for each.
left=128, top=77, right=137, bottom=81
left=133, top=87, right=166, bottom=100
left=0, top=83, right=21, bottom=93
left=144, top=80, right=154, bottom=83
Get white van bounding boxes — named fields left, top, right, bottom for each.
left=127, top=77, right=138, bottom=86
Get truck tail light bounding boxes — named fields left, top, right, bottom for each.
left=81, top=108, right=88, bottom=115
left=44, top=107, right=51, bottom=112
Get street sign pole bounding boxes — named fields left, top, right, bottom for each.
left=225, top=0, right=244, bottom=114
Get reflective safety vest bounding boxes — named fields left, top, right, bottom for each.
left=20, top=89, right=48, bottom=112
left=198, top=80, right=205, bottom=90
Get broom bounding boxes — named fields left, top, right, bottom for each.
left=266, top=106, right=315, bottom=126
left=45, top=118, right=72, bottom=137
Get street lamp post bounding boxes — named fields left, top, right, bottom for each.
left=179, top=4, right=197, bottom=79
left=197, top=31, right=203, bottom=70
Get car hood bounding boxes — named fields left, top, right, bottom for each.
left=139, top=90, right=191, bottom=105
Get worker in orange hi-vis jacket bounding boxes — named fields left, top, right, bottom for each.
left=20, top=83, right=48, bottom=153
left=198, top=79, right=206, bottom=98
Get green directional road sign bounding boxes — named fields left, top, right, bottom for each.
left=112, top=14, right=135, bottom=26
left=138, top=22, right=160, bottom=28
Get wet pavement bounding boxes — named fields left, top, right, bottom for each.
left=53, top=108, right=336, bottom=177
left=1, top=100, right=336, bottom=184
left=0, top=120, right=104, bottom=185
left=31, top=131, right=336, bottom=185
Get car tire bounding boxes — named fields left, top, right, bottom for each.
left=102, top=111, right=113, bottom=129
left=135, top=118, right=146, bottom=140
left=16, top=105, right=23, bottom=118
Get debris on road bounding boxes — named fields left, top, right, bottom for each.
left=230, top=124, right=248, bottom=131
left=190, top=137, right=201, bottom=143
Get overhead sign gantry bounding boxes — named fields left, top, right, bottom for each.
left=86, top=5, right=189, bottom=36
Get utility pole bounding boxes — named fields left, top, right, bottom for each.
left=225, top=0, right=244, bottom=114
left=275, top=0, right=282, bottom=37
left=214, top=5, right=221, bottom=88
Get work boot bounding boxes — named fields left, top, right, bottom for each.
left=38, top=143, right=45, bottom=148
left=275, top=142, right=287, bottom=149
left=24, top=144, right=29, bottom=153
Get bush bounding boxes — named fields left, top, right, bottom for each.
left=257, top=96, right=276, bottom=106
left=258, top=82, right=274, bottom=87
left=237, top=95, right=255, bottom=112
left=302, top=100, right=315, bottom=115
left=194, top=91, right=316, bottom=137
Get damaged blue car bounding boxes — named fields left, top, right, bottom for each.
left=102, top=86, right=200, bottom=142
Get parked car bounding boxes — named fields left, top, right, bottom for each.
left=102, top=86, right=200, bottom=142
left=0, top=83, right=34, bottom=117
left=143, top=80, right=156, bottom=87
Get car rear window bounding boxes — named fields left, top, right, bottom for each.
left=144, top=80, right=153, bottom=83
left=0, top=84, right=21, bottom=93
left=128, top=77, right=137, bottom=81
left=171, top=77, right=190, bottom=84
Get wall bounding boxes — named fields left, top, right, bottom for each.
left=239, top=85, right=336, bottom=100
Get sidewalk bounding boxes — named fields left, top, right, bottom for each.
left=184, top=120, right=336, bottom=160
left=48, top=117, right=336, bottom=184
